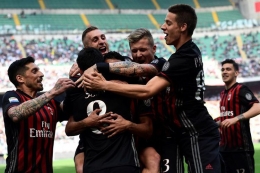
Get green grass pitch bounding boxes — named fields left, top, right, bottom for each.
left=0, top=143, right=260, bottom=173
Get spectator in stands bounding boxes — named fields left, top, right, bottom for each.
left=81, top=4, right=222, bottom=173
left=1, top=56, right=75, bottom=173
left=215, top=59, right=260, bottom=173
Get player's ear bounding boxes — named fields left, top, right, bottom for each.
left=152, top=45, right=156, bottom=54
left=234, top=70, right=239, bottom=77
left=16, top=74, right=24, bottom=84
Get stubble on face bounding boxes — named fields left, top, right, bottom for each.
left=84, top=30, right=109, bottom=55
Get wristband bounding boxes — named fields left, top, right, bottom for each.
left=96, top=62, right=109, bottom=73
left=237, top=114, right=245, bottom=121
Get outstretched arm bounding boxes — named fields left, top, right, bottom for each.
left=221, top=103, right=260, bottom=128
left=82, top=72, right=170, bottom=99
left=7, top=78, right=75, bottom=123
left=88, top=61, right=158, bottom=77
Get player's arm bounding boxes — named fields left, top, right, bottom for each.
left=221, top=87, right=260, bottom=128
left=7, top=78, right=75, bottom=123
left=65, top=109, right=112, bottom=136
left=82, top=73, right=170, bottom=99
left=126, top=115, right=153, bottom=139
left=236, top=103, right=260, bottom=121
left=100, top=113, right=153, bottom=138
left=89, top=61, right=158, bottom=77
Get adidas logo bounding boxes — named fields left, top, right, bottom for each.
left=205, top=164, right=213, bottom=170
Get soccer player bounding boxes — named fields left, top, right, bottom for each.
left=68, top=26, right=110, bottom=173
left=2, top=56, right=75, bottom=173
left=82, top=4, right=222, bottom=173
left=215, top=59, right=260, bottom=173
left=80, top=28, right=183, bottom=173
left=70, top=26, right=159, bottom=173
left=64, top=48, right=153, bottom=173
left=69, top=26, right=109, bottom=78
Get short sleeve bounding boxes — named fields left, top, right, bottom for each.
left=239, top=85, right=259, bottom=107
left=2, top=91, right=21, bottom=117
left=150, top=57, right=166, bottom=72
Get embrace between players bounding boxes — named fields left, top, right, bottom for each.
left=3, top=4, right=260, bottom=173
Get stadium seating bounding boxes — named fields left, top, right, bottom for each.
left=43, top=0, right=109, bottom=9
left=110, top=0, right=155, bottom=9
left=160, top=0, right=195, bottom=8
left=18, top=14, right=85, bottom=31
left=217, top=9, right=244, bottom=23
left=0, top=0, right=39, bottom=8
left=198, top=0, right=231, bottom=8
left=87, top=14, right=156, bottom=30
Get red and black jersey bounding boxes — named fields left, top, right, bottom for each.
left=2, top=89, right=65, bottom=173
left=215, top=83, right=259, bottom=152
left=146, top=56, right=178, bottom=135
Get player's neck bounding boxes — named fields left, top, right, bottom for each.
left=17, top=86, right=38, bottom=98
left=224, top=81, right=237, bottom=90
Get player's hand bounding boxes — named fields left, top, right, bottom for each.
left=69, top=62, right=81, bottom=77
left=85, top=109, right=112, bottom=128
left=49, top=78, right=75, bottom=96
left=80, top=72, right=107, bottom=90
left=75, top=66, right=97, bottom=88
left=221, top=117, right=239, bottom=128
left=99, top=113, right=131, bottom=138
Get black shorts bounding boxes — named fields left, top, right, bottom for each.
left=74, top=140, right=85, bottom=159
left=220, top=151, right=254, bottom=173
left=92, top=166, right=140, bottom=173
left=160, top=136, right=184, bottom=173
left=178, top=127, right=221, bottom=173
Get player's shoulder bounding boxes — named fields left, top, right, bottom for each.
left=122, top=56, right=132, bottom=62
left=3, top=90, right=19, bottom=99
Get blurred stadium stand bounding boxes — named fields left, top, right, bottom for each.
left=0, top=0, right=260, bottom=161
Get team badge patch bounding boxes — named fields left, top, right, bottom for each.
left=162, top=62, right=170, bottom=71
left=151, top=59, right=159, bottom=64
left=8, top=97, right=19, bottom=103
left=245, top=93, right=252, bottom=100
left=144, top=99, right=151, bottom=107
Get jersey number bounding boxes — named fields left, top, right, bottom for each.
left=162, top=159, right=170, bottom=172
left=195, top=70, right=205, bottom=101
left=86, top=100, right=107, bottom=134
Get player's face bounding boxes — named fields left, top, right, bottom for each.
left=20, top=63, right=44, bottom=91
left=83, top=29, right=109, bottom=55
left=221, top=63, right=238, bottom=84
left=161, top=12, right=182, bottom=47
left=129, top=38, right=156, bottom=64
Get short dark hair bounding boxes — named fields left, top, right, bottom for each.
left=103, top=51, right=125, bottom=62
left=221, top=59, right=239, bottom=71
left=81, top=26, right=98, bottom=43
left=77, top=47, right=104, bottom=71
left=168, top=4, right=197, bottom=36
left=8, top=56, right=35, bottom=87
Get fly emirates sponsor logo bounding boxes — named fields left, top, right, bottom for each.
left=220, top=106, right=234, bottom=117
left=30, top=121, right=53, bottom=138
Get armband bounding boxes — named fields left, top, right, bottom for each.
left=96, top=63, right=109, bottom=73
left=237, top=114, right=245, bottom=121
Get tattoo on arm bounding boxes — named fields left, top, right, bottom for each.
left=54, top=83, right=62, bottom=91
left=109, top=62, right=158, bottom=77
left=8, top=94, right=51, bottom=122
